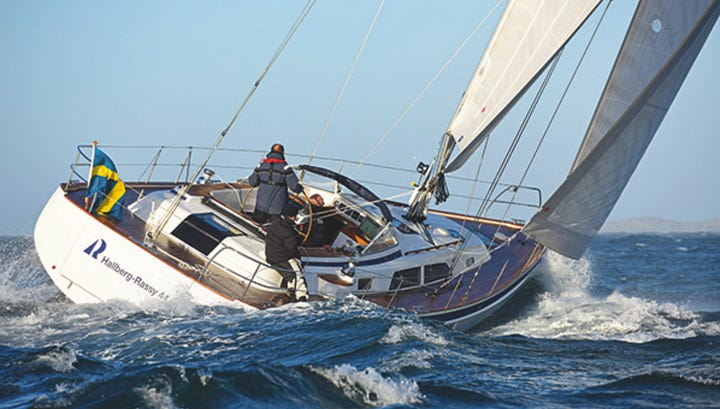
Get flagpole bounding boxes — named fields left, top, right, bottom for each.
left=85, top=141, right=98, bottom=210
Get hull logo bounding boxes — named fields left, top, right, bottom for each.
left=83, top=239, right=107, bottom=259
left=81, top=238, right=169, bottom=301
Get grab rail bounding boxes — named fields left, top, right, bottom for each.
left=198, top=241, right=299, bottom=295
left=66, top=144, right=542, bottom=205
left=486, top=184, right=543, bottom=214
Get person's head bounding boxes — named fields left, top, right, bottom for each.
left=271, top=143, right=285, bottom=155
left=282, top=202, right=299, bottom=220
left=309, top=194, right=324, bottom=207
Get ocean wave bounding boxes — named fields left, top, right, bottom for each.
left=35, top=345, right=78, bottom=373
left=570, top=372, right=720, bottom=409
left=381, top=322, right=449, bottom=346
left=134, top=374, right=179, bottom=409
left=379, top=348, right=435, bottom=371
left=488, top=252, right=720, bottom=343
left=310, top=364, right=423, bottom=407
left=584, top=372, right=720, bottom=395
left=0, top=237, right=61, bottom=307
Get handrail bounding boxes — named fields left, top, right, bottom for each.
left=486, top=184, right=542, bottom=214
left=178, top=148, right=192, bottom=184
left=70, top=144, right=541, bottom=192
left=65, top=145, right=94, bottom=189
left=67, top=155, right=87, bottom=187
left=69, top=143, right=544, bottom=230
left=199, top=242, right=298, bottom=292
left=143, top=146, right=163, bottom=183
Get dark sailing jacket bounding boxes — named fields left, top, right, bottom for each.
left=265, top=217, right=301, bottom=265
left=300, top=205, right=338, bottom=247
left=248, top=151, right=302, bottom=215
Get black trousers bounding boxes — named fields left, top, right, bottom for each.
left=253, top=210, right=280, bottom=225
left=270, top=260, right=297, bottom=283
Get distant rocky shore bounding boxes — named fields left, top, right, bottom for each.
left=601, top=217, right=720, bottom=233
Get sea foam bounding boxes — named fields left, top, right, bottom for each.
left=35, top=347, right=77, bottom=373
left=381, top=322, right=449, bottom=346
left=311, top=364, right=423, bottom=407
left=489, top=251, right=720, bottom=343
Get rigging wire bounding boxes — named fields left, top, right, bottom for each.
left=148, top=0, right=316, bottom=244
left=307, top=0, right=385, bottom=166
left=479, top=52, right=560, bottom=221
left=463, top=137, right=489, bottom=218
left=222, top=0, right=316, bottom=139
left=497, top=0, right=613, bottom=225
left=434, top=48, right=562, bottom=299
left=453, top=136, right=490, bottom=239
left=349, top=0, right=504, bottom=178
left=436, top=0, right=614, bottom=301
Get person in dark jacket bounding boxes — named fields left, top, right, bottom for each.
left=248, top=143, right=302, bottom=224
left=299, top=194, right=338, bottom=249
left=265, top=202, right=308, bottom=301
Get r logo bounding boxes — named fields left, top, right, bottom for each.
left=83, top=239, right=107, bottom=259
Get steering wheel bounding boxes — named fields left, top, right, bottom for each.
left=299, top=191, right=313, bottom=246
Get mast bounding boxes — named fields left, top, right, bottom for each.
left=405, top=133, right=454, bottom=221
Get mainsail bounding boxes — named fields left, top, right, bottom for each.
left=523, top=0, right=720, bottom=259
left=444, top=0, right=602, bottom=173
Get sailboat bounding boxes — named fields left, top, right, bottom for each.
left=34, top=0, right=719, bottom=331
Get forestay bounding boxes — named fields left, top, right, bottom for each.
left=444, top=0, right=602, bottom=173
left=523, top=0, right=720, bottom=259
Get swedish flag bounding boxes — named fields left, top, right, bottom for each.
left=86, top=147, right=126, bottom=220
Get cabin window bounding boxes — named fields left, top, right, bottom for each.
left=358, top=278, right=372, bottom=291
left=172, top=213, right=243, bottom=255
left=392, top=220, right=417, bottom=235
left=362, top=225, right=399, bottom=255
left=358, top=217, right=380, bottom=239
left=390, top=267, right=421, bottom=290
left=424, top=263, right=450, bottom=284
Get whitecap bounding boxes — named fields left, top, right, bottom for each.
left=36, top=348, right=77, bottom=373
left=381, top=349, right=434, bottom=371
left=685, top=375, right=720, bottom=387
left=311, top=364, right=423, bottom=407
left=197, top=368, right=213, bottom=386
left=381, top=322, right=448, bottom=345
left=488, top=251, right=720, bottom=343
left=135, top=378, right=178, bottom=409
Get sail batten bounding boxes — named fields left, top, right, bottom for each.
left=523, top=0, right=720, bottom=259
left=444, top=0, right=602, bottom=173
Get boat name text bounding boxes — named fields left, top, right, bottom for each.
left=84, top=239, right=169, bottom=301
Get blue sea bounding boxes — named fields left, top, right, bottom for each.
left=1, top=233, right=719, bottom=408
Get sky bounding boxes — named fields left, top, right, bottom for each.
left=1, top=0, right=719, bottom=236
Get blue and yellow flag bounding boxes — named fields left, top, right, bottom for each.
left=86, top=146, right=126, bottom=220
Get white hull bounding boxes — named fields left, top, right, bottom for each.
left=34, top=178, right=544, bottom=331
left=34, top=187, right=244, bottom=307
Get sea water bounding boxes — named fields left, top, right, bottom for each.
left=1, top=234, right=718, bottom=408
